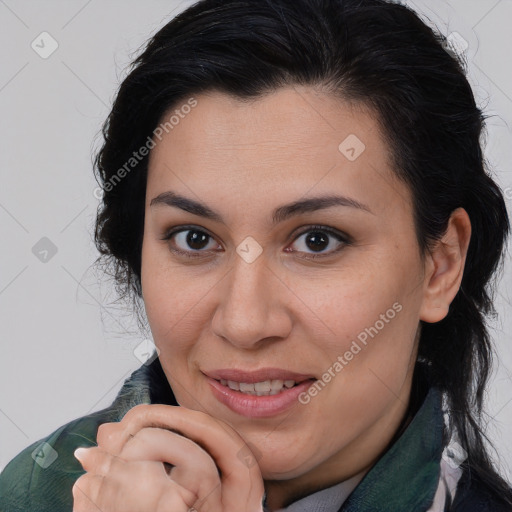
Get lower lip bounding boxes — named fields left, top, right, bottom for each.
left=206, top=377, right=316, bottom=418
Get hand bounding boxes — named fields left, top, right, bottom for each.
left=72, top=404, right=265, bottom=512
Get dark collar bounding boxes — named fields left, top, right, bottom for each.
left=339, top=367, right=445, bottom=511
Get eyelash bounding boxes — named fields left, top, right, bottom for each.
left=160, top=224, right=351, bottom=260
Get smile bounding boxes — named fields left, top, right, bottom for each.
left=219, top=378, right=298, bottom=396
left=204, top=371, right=317, bottom=418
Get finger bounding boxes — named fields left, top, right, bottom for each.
left=96, top=421, right=123, bottom=455
left=107, top=463, right=198, bottom=512
left=120, top=427, right=222, bottom=509
left=72, top=473, right=105, bottom=512
left=76, top=437, right=222, bottom=512
left=74, top=446, right=121, bottom=477
left=108, top=404, right=265, bottom=511
left=73, top=457, right=197, bottom=512
left=155, top=483, right=196, bottom=512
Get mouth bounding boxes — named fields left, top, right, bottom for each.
left=203, top=368, right=317, bottom=418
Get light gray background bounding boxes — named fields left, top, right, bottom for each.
left=1, top=0, right=511, bottom=481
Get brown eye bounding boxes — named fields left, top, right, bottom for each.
left=161, top=226, right=221, bottom=258
left=179, top=229, right=211, bottom=250
left=288, top=225, right=350, bottom=259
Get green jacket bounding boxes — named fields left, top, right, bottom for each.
left=0, top=358, right=509, bottom=511
left=0, top=359, right=159, bottom=512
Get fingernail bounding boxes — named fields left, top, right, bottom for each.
left=74, top=447, right=90, bottom=461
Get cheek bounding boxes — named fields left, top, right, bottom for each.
left=141, top=260, right=226, bottom=386
left=298, top=257, right=420, bottom=404
left=142, top=237, right=194, bottom=314
left=298, top=262, right=404, bottom=350
left=141, top=248, right=198, bottom=350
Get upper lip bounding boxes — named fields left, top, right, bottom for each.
left=203, top=368, right=316, bottom=383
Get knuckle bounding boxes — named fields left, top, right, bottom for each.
left=97, top=422, right=119, bottom=446
left=101, top=449, right=123, bottom=476
left=123, top=403, right=152, bottom=421
left=85, top=446, right=117, bottom=476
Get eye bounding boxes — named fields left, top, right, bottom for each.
left=160, top=226, right=221, bottom=258
left=161, top=224, right=351, bottom=260
left=287, top=225, right=350, bottom=259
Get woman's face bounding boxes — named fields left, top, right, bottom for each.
left=141, top=87, right=430, bottom=481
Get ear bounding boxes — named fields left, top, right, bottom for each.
left=419, top=207, right=472, bottom=323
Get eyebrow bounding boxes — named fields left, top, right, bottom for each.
left=150, top=190, right=373, bottom=225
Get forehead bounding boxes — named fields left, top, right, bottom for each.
left=146, top=87, right=410, bottom=218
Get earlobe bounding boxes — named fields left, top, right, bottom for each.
left=419, top=207, right=472, bottom=324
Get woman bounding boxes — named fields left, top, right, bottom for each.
left=1, top=0, right=511, bottom=510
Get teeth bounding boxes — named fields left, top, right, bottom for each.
left=270, top=379, right=284, bottom=391
left=255, top=381, right=271, bottom=392
left=227, top=380, right=240, bottom=391
left=219, top=378, right=298, bottom=396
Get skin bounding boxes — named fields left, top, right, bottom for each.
left=73, top=86, right=471, bottom=511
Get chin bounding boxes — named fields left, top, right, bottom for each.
left=255, top=445, right=318, bottom=479
left=259, top=458, right=315, bottom=480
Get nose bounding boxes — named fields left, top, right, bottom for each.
left=211, top=249, right=292, bottom=350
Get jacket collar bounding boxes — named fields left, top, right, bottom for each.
left=107, top=355, right=177, bottom=421
left=339, top=378, right=444, bottom=511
